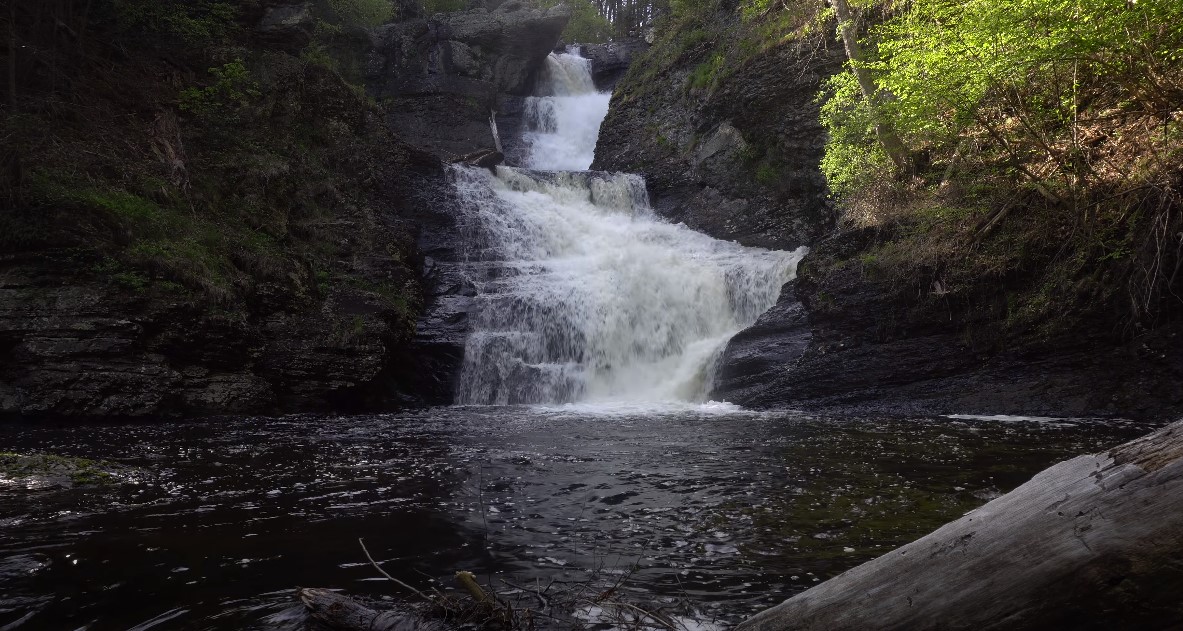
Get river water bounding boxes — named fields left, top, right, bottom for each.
left=0, top=409, right=1154, bottom=630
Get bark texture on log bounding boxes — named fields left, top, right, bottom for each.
left=298, top=588, right=446, bottom=631
left=452, top=148, right=504, bottom=170
left=737, top=420, right=1183, bottom=631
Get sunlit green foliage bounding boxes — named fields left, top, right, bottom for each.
left=818, top=0, right=1183, bottom=329
left=821, top=0, right=1183, bottom=199
left=818, top=72, right=890, bottom=197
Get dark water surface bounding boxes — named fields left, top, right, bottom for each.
left=0, top=406, right=1155, bottom=630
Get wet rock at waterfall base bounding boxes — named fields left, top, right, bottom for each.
left=453, top=148, right=504, bottom=169
left=735, top=228, right=1183, bottom=419
left=712, top=282, right=811, bottom=403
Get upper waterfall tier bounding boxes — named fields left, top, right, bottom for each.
left=452, top=165, right=806, bottom=406
left=522, top=51, right=612, bottom=171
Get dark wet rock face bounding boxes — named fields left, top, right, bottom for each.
left=711, top=282, right=810, bottom=403
left=0, top=1, right=583, bottom=418
left=397, top=175, right=476, bottom=406
left=0, top=138, right=451, bottom=420
left=256, top=3, right=316, bottom=48
left=726, top=229, right=1183, bottom=419
left=368, top=4, right=571, bottom=160
left=594, top=38, right=842, bottom=250
left=0, top=248, right=420, bottom=420
left=578, top=39, right=650, bottom=91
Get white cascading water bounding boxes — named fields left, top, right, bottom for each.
left=522, top=50, right=612, bottom=170
left=454, top=49, right=806, bottom=406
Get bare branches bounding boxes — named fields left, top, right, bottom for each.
left=358, top=537, right=435, bottom=604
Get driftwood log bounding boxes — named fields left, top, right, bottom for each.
left=452, top=148, right=504, bottom=170
left=737, top=419, right=1183, bottom=631
left=298, top=588, right=446, bottom=631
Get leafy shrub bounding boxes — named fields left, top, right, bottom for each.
left=110, top=0, right=239, bottom=43
left=818, top=71, right=890, bottom=199
left=179, top=60, right=261, bottom=117
left=687, top=52, right=725, bottom=90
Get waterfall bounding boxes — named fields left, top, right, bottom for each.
left=452, top=49, right=806, bottom=406
left=522, top=50, right=612, bottom=170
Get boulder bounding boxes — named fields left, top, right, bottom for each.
left=368, top=4, right=569, bottom=159
left=369, top=4, right=571, bottom=97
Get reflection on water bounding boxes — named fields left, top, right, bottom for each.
left=0, top=407, right=1154, bottom=629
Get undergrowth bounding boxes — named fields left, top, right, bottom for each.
left=816, top=0, right=1183, bottom=340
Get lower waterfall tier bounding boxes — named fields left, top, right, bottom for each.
left=453, top=165, right=806, bottom=405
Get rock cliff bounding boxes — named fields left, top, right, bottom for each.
left=720, top=229, right=1183, bottom=419
left=601, top=6, right=1183, bottom=419
left=0, top=55, right=449, bottom=419
left=593, top=17, right=840, bottom=250
left=0, top=1, right=572, bottom=419
left=577, top=39, right=650, bottom=91
left=368, top=2, right=571, bottom=160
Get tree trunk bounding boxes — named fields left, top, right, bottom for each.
left=736, top=420, right=1183, bottom=631
left=830, top=0, right=910, bottom=172
left=8, top=0, right=17, bottom=109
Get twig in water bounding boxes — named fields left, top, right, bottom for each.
left=358, top=537, right=434, bottom=604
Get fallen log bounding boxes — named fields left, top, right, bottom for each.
left=298, top=588, right=447, bottom=631
left=451, top=148, right=504, bottom=170
left=737, top=419, right=1183, bottom=631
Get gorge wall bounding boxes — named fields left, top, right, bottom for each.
left=596, top=3, right=1183, bottom=419
left=0, top=1, right=575, bottom=419
left=592, top=17, right=839, bottom=251
left=5, top=0, right=1179, bottom=421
